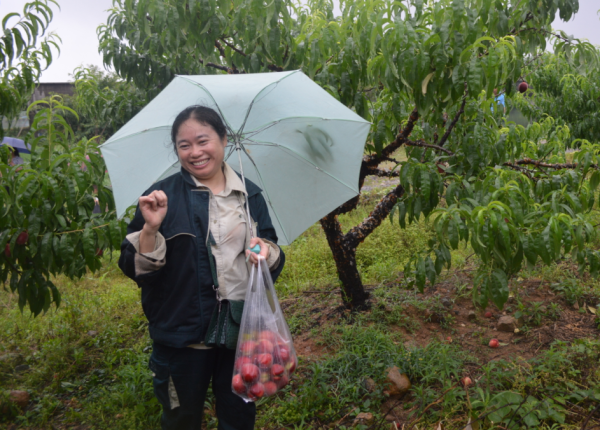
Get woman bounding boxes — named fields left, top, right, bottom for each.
left=119, top=105, right=285, bottom=430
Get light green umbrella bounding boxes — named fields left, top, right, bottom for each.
left=100, top=70, right=370, bottom=245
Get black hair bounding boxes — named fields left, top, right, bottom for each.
left=13, top=148, right=20, bottom=157
left=171, top=105, right=227, bottom=154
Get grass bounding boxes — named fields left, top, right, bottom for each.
left=1, top=191, right=600, bottom=429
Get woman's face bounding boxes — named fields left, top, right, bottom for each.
left=176, top=119, right=227, bottom=182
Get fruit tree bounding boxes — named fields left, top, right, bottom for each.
left=98, top=0, right=600, bottom=310
left=0, top=2, right=128, bottom=315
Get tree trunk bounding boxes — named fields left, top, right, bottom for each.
left=319, top=108, right=419, bottom=310
left=320, top=183, right=404, bottom=310
left=321, top=213, right=370, bottom=309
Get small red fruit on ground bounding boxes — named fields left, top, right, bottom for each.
left=240, top=364, right=260, bottom=383
left=16, top=231, right=28, bottom=245
left=4, top=244, right=10, bottom=258
left=461, top=376, right=473, bottom=387
left=484, top=311, right=493, bottom=318
left=489, top=339, right=499, bottom=348
left=446, top=336, right=452, bottom=343
left=248, top=382, right=265, bottom=400
left=232, top=374, right=246, bottom=394
left=271, top=364, right=285, bottom=380
left=263, top=381, right=278, bottom=397
left=255, top=353, right=273, bottom=369
left=519, top=82, right=528, bottom=93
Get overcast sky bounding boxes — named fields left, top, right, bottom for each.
left=0, top=0, right=598, bottom=83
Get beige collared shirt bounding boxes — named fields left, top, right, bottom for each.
left=126, top=163, right=281, bottom=348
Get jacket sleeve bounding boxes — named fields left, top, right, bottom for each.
left=118, top=202, right=167, bottom=287
left=250, top=192, right=286, bottom=283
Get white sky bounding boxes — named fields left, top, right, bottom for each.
left=0, top=0, right=598, bottom=83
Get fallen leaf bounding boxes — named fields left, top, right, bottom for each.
left=499, top=342, right=509, bottom=346
left=588, top=306, right=596, bottom=315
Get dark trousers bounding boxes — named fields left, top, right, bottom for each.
left=149, top=342, right=256, bottom=430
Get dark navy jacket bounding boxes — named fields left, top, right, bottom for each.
left=118, top=168, right=285, bottom=348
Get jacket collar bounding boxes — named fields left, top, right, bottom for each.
left=180, top=162, right=255, bottom=196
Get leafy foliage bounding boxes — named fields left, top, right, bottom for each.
left=71, top=66, right=146, bottom=140
left=0, top=97, right=128, bottom=315
left=98, top=0, right=600, bottom=309
left=513, top=52, right=600, bottom=143
left=0, top=0, right=60, bottom=139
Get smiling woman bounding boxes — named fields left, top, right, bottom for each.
left=118, top=105, right=285, bottom=430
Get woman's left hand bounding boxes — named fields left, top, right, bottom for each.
left=246, top=237, right=270, bottom=266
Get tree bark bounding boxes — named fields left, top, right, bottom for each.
left=320, top=183, right=405, bottom=309
left=318, top=109, right=420, bottom=310
left=320, top=212, right=370, bottom=309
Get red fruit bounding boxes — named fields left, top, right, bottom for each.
left=95, top=248, right=104, bottom=257
left=484, top=311, right=493, bottom=318
left=271, top=364, right=285, bottom=380
left=286, top=357, right=297, bottom=374
left=16, top=231, right=28, bottom=245
left=248, top=382, right=265, bottom=400
left=489, top=338, right=499, bottom=348
left=518, top=82, right=528, bottom=93
left=232, top=374, right=246, bottom=394
left=240, top=341, right=257, bottom=356
left=240, top=363, right=260, bottom=383
left=446, top=336, right=452, bottom=343
left=4, top=244, right=10, bottom=258
left=256, top=339, right=274, bottom=354
left=275, top=374, right=289, bottom=390
left=235, top=356, right=252, bottom=370
left=276, top=346, right=290, bottom=362
left=264, top=381, right=278, bottom=396
left=255, top=353, right=273, bottom=369
left=461, top=376, right=473, bottom=387
left=258, top=330, right=279, bottom=344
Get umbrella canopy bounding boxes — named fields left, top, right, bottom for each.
left=100, top=71, right=370, bottom=245
left=1, top=137, right=31, bottom=154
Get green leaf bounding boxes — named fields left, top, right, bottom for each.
left=490, top=269, right=509, bottom=309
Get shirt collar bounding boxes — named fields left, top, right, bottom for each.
left=190, top=162, right=247, bottom=196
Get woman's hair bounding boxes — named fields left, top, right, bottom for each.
left=13, top=148, right=20, bottom=157
left=171, top=105, right=227, bottom=154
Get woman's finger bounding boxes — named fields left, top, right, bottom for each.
left=154, top=191, right=168, bottom=207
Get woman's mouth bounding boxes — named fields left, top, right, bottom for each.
left=191, top=159, right=210, bottom=167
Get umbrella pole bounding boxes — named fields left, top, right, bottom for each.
left=235, top=141, right=255, bottom=240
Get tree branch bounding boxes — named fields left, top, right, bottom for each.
left=405, top=139, right=454, bottom=156
left=345, top=184, right=405, bottom=248
left=504, top=159, right=595, bottom=170
left=219, top=38, right=247, bottom=57
left=364, top=108, right=420, bottom=169
left=365, top=167, right=400, bottom=177
left=214, top=40, right=226, bottom=58
left=199, top=58, right=233, bottom=73
left=438, top=90, right=467, bottom=148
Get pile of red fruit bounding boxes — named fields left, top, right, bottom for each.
left=231, top=330, right=296, bottom=401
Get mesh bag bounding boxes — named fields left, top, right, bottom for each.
left=231, top=257, right=297, bottom=402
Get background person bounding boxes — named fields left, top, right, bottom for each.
left=118, top=105, right=285, bottom=430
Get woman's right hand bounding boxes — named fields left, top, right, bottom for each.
left=139, top=190, right=168, bottom=232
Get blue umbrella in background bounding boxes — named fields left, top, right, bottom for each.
left=1, top=137, right=31, bottom=154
